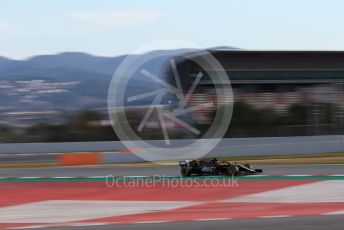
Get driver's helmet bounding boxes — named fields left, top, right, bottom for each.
left=211, top=158, right=218, bottom=163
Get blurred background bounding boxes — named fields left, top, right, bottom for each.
left=1, top=0, right=344, bottom=143
left=0, top=49, right=344, bottom=143
left=1, top=2, right=344, bottom=230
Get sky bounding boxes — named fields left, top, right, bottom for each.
left=1, top=0, right=344, bottom=59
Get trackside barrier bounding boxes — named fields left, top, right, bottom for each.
left=59, top=152, right=101, bottom=166
left=59, top=149, right=145, bottom=166
left=2, top=135, right=344, bottom=165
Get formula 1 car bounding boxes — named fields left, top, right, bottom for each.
left=179, top=158, right=263, bottom=177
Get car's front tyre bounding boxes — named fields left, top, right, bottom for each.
left=181, top=167, right=190, bottom=177
left=227, top=165, right=239, bottom=176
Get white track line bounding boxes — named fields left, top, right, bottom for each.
left=135, top=221, right=170, bottom=224
left=258, top=215, right=292, bottom=219
left=8, top=213, right=344, bottom=229
left=0, top=200, right=200, bottom=223
left=68, top=222, right=112, bottom=227
left=223, top=180, right=344, bottom=203
left=195, top=218, right=232, bottom=221
left=283, top=175, right=313, bottom=177
left=51, top=177, right=73, bottom=179
left=322, top=210, right=344, bottom=216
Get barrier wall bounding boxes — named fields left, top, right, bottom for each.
left=59, top=152, right=101, bottom=166
left=1, top=135, right=344, bottom=165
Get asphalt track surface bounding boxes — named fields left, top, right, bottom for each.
left=1, top=164, right=344, bottom=178
left=44, top=215, right=344, bottom=230
left=1, top=164, right=344, bottom=230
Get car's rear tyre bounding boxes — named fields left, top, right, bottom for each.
left=227, top=165, right=238, bottom=176
left=181, top=167, right=190, bottom=177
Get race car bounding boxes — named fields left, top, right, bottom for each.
left=179, top=158, right=263, bottom=177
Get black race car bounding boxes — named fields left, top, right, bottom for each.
left=179, top=158, right=263, bottom=177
